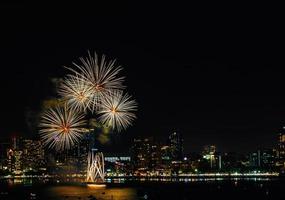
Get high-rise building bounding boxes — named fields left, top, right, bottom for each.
left=2, top=136, right=24, bottom=173
left=168, top=132, right=183, bottom=161
left=0, top=140, right=10, bottom=170
left=69, top=134, right=90, bottom=173
left=249, top=151, right=260, bottom=167
left=160, top=145, right=172, bottom=168
left=260, top=149, right=276, bottom=168
left=14, top=150, right=23, bottom=174
left=278, top=130, right=285, bottom=161
left=275, top=128, right=285, bottom=168
left=48, top=133, right=90, bottom=175
left=149, top=143, right=161, bottom=171
left=11, top=136, right=23, bottom=150
left=130, top=138, right=152, bottom=171
left=22, top=139, right=45, bottom=172
left=7, top=149, right=14, bottom=172
left=250, top=149, right=276, bottom=169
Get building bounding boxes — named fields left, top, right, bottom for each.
left=168, top=132, right=183, bottom=161
left=160, top=145, right=172, bottom=170
left=104, top=153, right=131, bottom=175
left=49, top=135, right=90, bottom=175
left=0, top=140, right=10, bottom=170
left=14, top=150, right=23, bottom=174
left=7, top=149, right=14, bottom=172
left=130, top=138, right=152, bottom=172
left=277, top=130, right=285, bottom=167
left=67, top=134, right=90, bottom=174
left=1, top=136, right=24, bottom=174
left=22, top=139, right=45, bottom=172
left=11, top=136, right=22, bottom=150
left=249, top=149, right=276, bottom=169
left=149, top=143, right=161, bottom=171
left=249, top=151, right=260, bottom=167
left=202, top=145, right=217, bottom=169
left=105, top=154, right=131, bottom=163
left=130, top=137, right=166, bottom=174
left=74, top=135, right=90, bottom=173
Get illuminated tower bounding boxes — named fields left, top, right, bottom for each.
left=278, top=131, right=285, bottom=159
left=7, top=149, right=14, bottom=172
left=14, top=150, right=23, bottom=174
left=277, top=128, right=285, bottom=167
left=86, top=150, right=105, bottom=183
left=168, top=132, right=183, bottom=161
left=85, top=127, right=105, bottom=183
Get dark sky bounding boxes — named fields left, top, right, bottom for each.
left=0, top=3, right=283, bottom=153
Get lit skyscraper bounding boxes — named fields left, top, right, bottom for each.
left=0, top=140, right=10, bottom=170
left=168, top=132, right=183, bottom=161
left=130, top=138, right=152, bottom=171
left=278, top=130, right=285, bottom=159
left=7, top=149, right=14, bottom=172
left=14, top=150, right=23, bottom=174
left=22, top=139, right=46, bottom=172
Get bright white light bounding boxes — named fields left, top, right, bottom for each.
left=39, top=104, right=86, bottom=151
left=66, top=52, right=125, bottom=110
left=87, top=151, right=105, bottom=183
left=98, top=90, right=137, bottom=132
left=58, top=75, right=93, bottom=112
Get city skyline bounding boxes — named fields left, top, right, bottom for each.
left=1, top=129, right=284, bottom=155
left=1, top=130, right=284, bottom=177
left=0, top=3, right=284, bottom=153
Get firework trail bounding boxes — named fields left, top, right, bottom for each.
left=39, top=104, right=87, bottom=151
left=66, top=52, right=125, bottom=110
left=97, top=90, right=137, bottom=132
left=58, top=75, right=93, bottom=112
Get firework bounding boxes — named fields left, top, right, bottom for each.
left=58, top=75, right=93, bottom=112
left=66, top=52, right=125, bottom=109
left=39, top=104, right=87, bottom=151
left=97, top=90, right=137, bottom=132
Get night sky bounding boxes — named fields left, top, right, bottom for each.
left=0, top=3, right=283, bottom=153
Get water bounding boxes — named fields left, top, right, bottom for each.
left=0, top=178, right=284, bottom=199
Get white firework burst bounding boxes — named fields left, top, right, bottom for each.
left=66, top=52, right=125, bottom=110
left=58, top=75, right=93, bottom=112
left=39, top=104, right=87, bottom=151
left=97, top=90, right=137, bottom=132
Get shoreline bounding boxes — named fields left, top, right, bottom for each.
left=0, top=172, right=280, bottom=180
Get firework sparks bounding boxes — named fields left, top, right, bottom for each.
left=66, top=52, right=125, bottom=109
left=97, top=90, right=137, bottom=132
left=58, top=75, right=93, bottom=112
left=39, top=104, right=87, bottom=151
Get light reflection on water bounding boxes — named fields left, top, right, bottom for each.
left=0, top=177, right=283, bottom=200
left=1, top=176, right=277, bottom=185
left=45, top=185, right=137, bottom=200
left=105, top=177, right=276, bottom=183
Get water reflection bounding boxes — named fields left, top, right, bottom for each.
left=0, top=178, right=284, bottom=200
left=106, top=176, right=277, bottom=183
left=45, top=185, right=137, bottom=200
left=0, top=176, right=278, bottom=186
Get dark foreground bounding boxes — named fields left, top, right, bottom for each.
left=0, top=178, right=285, bottom=200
